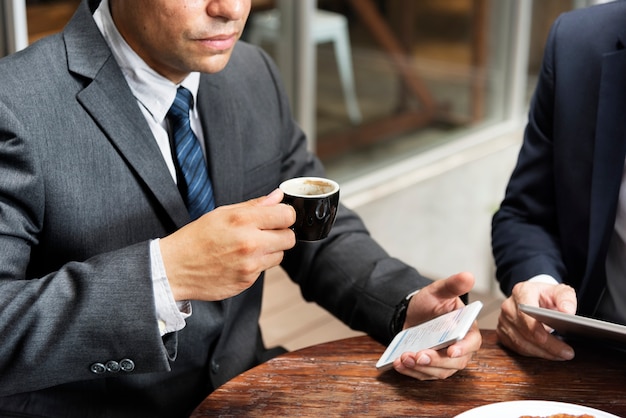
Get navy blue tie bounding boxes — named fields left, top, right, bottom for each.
left=167, top=87, right=215, bottom=219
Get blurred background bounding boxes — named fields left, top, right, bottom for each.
left=0, top=0, right=611, bottom=348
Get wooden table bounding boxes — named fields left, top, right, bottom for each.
left=191, top=330, right=626, bottom=417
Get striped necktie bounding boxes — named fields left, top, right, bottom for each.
left=167, top=87, right=215, bottom=219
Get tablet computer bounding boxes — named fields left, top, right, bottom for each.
left=376, top=301, right=483, bottom=371
left=519, top=304, right=626, bottom=346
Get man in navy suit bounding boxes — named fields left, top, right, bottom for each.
left=492, top=2, right=626, bottom=360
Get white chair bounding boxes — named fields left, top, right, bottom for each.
left=248, top=7, right=362, bottom=125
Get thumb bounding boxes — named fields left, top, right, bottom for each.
left=428, top=272, right=475, bottom=301
left=246, top=188, right=284, bottom=207
left=407, top=272, right=475, bottom=328
left=553, top=284, right=577, bottom=315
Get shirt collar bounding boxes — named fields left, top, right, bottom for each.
left=92, top=0, right=200, bottom=123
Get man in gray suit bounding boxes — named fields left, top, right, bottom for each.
left=0, top=0, right=481, bottom=416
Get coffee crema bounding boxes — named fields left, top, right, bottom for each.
left=301, top=180, right=334, bottom=195
left=280, top=177, right=338, bottom=198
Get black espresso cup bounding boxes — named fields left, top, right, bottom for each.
left=279, top=177, right=340, bottom=241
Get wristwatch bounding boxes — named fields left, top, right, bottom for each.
left=389, top=289, right=420, bottom=336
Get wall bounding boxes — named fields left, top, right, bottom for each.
left=340, top=126, right=524, bottom=295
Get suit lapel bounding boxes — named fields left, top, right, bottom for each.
left=197, top=75, right=244, bottom=207
left=583, top=40, right=626, bottom=311
left=195, top=74, right=245, bottom=317
left=63, top=1, right=189, bottom=229
left=78, top=70, right=190, bottom=229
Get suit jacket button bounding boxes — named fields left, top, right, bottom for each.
left=90, top=363, right=106, bottom=374
left=106, top=360, right=120, bottom=373
left=120, top=358, right=135, bottom=372
left=211, top=360, right=220, bottom=374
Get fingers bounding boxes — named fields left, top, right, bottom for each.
left=426, top=271, right=475, bottom=301
left=249, top=229, right=296, bottom=265
left=161, top=190, right=298, bottom=302
left=256, top=188, right=284, bottom=206
left=497, top=317, right=575, bottom=360
left=511, top=280, right=577, bottom=313
left=447, top=324, right=482, bottom=359
left=393, top=353, right=460, bottom=380
left=233, top=189, right=295, bottom=231
left=502, top=295, right=545, bottom=342
left=497, top=290, right=575, bottom=360
left=405, top=272, right=476, bottom=332
left=393, top=346, right=473, bottom=380
left=412, top=272, right=474, bottom=317
left=210, top=191, right=295, bottom=234
left=550, top=284, right=577, bottom=314
left=393, top=324, right=482, bottom=380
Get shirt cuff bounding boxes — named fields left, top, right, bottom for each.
left=150, top=239, right=191, bottom=336
left=528, top=274, right=559, bottom=285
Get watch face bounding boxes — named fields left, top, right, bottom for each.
left=391, top=297, right=410, bottom=336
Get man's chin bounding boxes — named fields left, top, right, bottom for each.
left=197, top=52, right=234, bottom=74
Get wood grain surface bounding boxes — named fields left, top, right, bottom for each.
left=192, top=330, right=626, bottom=417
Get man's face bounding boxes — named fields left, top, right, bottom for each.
left=110, top=0, right=251, bottom=83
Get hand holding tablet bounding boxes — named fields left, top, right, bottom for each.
left=519, top=304, right=626, bottom=347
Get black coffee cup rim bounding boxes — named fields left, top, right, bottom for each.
left=279, top=177, right=339, bottom=198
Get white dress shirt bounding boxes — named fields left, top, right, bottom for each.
left=598, top=159, right=626, bottom=323
left=93, top=0, right=208, bottom=335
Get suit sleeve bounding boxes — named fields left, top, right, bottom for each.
left=0, top=102, right=171, bottom=396
left=491, top=17, right=568, bottom=295
left=247, top=48, right=434, bottom=345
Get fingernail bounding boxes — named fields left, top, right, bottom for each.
left=402, top=357, right=416, bottom=368
left=417, top=354, right=431, bottom=365
left=450, top=348, right=462, bottom=358
left=267, top=188, right=282, bottom=199
left=561, top=301, right=576, bottom=313
left=561, top=348, right=574, bottom=360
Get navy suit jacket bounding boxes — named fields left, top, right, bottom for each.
left=492, top=2, right=626, bottom=318
left=0, top=0, right=429, bottom=416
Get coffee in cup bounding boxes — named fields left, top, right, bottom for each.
left=279, top=177, right=340, bottom=241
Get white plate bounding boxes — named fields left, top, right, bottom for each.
left=455, top=400, right=621, bottom=418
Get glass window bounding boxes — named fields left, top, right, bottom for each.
left=245, top=0, right=593, bottom=183
left=25, top=0, right=80, bottom=44
left=0, top=0, right=80, bottom=54
left=2, top=0, right=598, bottom=186
left=321, top=0, right=516, bottom=180
left=527, top=0, right=578, bottom=98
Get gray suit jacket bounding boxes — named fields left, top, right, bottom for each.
left=0, top=0, right=429, bottom=416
